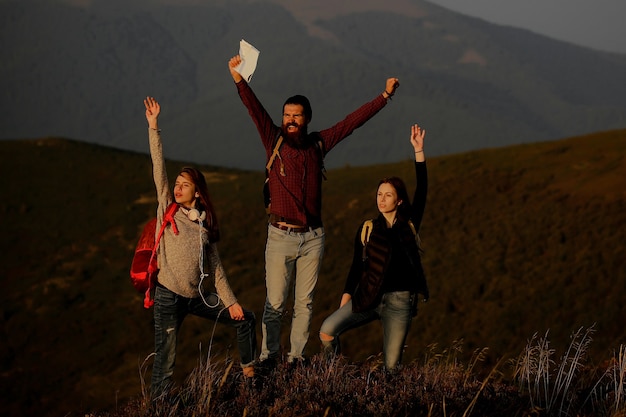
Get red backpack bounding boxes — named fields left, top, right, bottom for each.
left=130, top=203, right=179, bottom=308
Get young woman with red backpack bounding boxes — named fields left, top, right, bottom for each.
left=143, top=97, right=257, bottom=400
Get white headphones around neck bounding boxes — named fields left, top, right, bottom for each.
left=181, top=206, right=207, bottom=222
left=188, top=208, right=206, bottom=222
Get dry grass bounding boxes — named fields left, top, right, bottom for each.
left=97, top=328, right=625, bottom=417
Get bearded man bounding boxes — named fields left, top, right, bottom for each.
left=228, top=54, right=399, bottom=366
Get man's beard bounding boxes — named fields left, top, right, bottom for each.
left=282, top=123, right=309, bottom=148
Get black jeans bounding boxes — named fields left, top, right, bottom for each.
left=151, top=285, right=256, bottom=398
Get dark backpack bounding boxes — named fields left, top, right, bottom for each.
left=263, top=132, right=326, bottom=213
left=130, top=203, right=179, bottom=308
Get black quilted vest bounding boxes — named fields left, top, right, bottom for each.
left=352, top=216, right=428, bottom=313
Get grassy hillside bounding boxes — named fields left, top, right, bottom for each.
left=0, top=129, right=625, bottom=416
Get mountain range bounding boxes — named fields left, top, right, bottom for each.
left=1, top=0, right=625, bottom=170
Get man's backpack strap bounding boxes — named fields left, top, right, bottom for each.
left=311, top=132, right=327, bottom=180
left=266, top=135, right=284, bottom=171
left=266, top=132, right=326, bottom=178
left=264, top=133, right=284, bottom=213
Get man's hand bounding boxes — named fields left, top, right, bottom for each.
left=385, top=77, right=400, bottom=97
left=228, top=55, right=244, bottom=83
left=144, top=96, right=160, bottom=130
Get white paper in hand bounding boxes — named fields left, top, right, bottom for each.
left=236, top=39, right=260, bottom=83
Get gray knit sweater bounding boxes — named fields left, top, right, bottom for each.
left=148, top=128, right=237, bottom=306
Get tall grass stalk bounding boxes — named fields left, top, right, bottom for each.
left=464, top=347, right=489, bottom=387
left=550, top=326, right=595, bottom=415
left=138, top=352, right=155, bottom=407
left=613, top=345, right=626, bottom=412
left=179, top=307, right=230, bottom=414
left=580, top=344, right=626, bottom=416
left=513, top=326, right=595, bottom=416
left=463, top=357, right=503, bottom=417
left=512, top=330, right=554, bottom=408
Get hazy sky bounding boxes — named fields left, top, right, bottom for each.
left=427, top=0, right=626, bottom=54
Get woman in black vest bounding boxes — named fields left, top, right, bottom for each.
left=319, top=124, right=429, bottom=370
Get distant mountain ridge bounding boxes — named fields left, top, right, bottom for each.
left=1, top=0, right=625, bottom=170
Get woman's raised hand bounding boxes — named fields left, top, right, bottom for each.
left=410, top=124, right=425, bottom=151
left=411, top=124, right=426, bottom=162
left=144, top=96, right=160, bottom=129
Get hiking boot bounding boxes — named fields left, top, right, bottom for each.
left=286, top=356, right=310, bottom=372
left=256, top=356, right=278, bottom=377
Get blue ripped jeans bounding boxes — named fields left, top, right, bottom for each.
left=151, top=284, right=256, bottom=399
left=319, top=291, right=413, bottom=370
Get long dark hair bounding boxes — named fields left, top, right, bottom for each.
left=377, top=176, right=411, bottom=221
left=179, top=167, right=220, bottom=242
